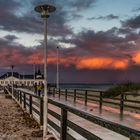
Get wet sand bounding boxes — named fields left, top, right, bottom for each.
left=0, top=93, right=42, bottom=140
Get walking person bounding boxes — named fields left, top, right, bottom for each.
left=34, top=82, right=37, bottom=95
left=37, top=82, right=41, bottom=96
left=41, top=82, right=44, bottom=96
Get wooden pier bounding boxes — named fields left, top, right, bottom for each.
left=4, top=86, right=140, bottom=140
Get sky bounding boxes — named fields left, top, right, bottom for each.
left=0, top=0, right=140, bottom=83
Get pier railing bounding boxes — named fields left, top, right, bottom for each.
left=5, top=86, right=43, bottom=125
left=5, top=86, right=140, bottom=140
left=48, top=87, right=140, bottom=114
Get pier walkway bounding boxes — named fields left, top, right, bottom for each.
left=49, top=96, right=140, bottom=140
left=17, top=88, right=140, bottom=140
left=2, top=87, right=140, bottom=140
left=0, top=92, right=42, bottom=140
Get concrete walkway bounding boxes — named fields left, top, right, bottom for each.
left=0, top=92, right=42, bottom=140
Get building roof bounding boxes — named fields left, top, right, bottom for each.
left=0, top=71, right=43, bottom=80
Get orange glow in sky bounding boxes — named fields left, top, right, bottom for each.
left=133, top=52, right=140, bottom=64
left=77, top=57, right=128, bottom=69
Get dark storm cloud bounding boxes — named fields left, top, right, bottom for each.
left=63, top=28, right=132, bottom=57
left=1, top=0, right=140, bottom=83
left=0, top=0, right=73, bottom=37
left=0, top=36, right=35, bottom=65
left=88, top=14, right=119, bottom=21
left=122, top=15, right=140, bottom=29
left=55, top=27, right=140, bottom=71
left=0, top=0, right=42, bottom=33
left=4, top=35, right=18, bottom=41
left=0, top=0, right=21, bottom=12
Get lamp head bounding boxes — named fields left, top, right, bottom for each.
left=35, top=4, right=56, bottom=18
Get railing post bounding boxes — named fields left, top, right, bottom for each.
left=20, top=91, right=22, bottom=104
left=85, top=90, right=87, bottom=106
left=74, top=89, right=76, bottom=103
left=13, top=88, right=15, bottom=98
left=59, top=88, right=61, bottom=99
left=23, top=93, right=26, bottom=109
left=120, top=93, right=124, bottom=114
left=100, top=92, right=103, bottom=111
left=40, top=98, right=44, bottom=125
left=16, top=90, right=17, bottom=99
left=65, top=89, right=67, bottom=101
left=53, top=87, right=55, bottom=97
left=48, top=87, right=50, bottom=94
left=29, top=95, right=32, bottom=115
left=60, top=108, right=67, bottom=140
left=18, top=91, right=20, bottom=101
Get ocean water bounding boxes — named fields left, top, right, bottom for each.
left=59, top=83, right=114, bottom=91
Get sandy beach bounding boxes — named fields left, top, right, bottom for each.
left=0, top=92, right=43, bottom=140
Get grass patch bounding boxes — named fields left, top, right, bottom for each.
left=103, top=82, right=140, bottom=98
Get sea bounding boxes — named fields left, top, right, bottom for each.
left=58, top=83, right=115, bottom=91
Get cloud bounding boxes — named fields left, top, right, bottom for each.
left=1, top=25, right=140, bottom=71
left=0, top=0, right=73, bottom=37
left=122, top=15, right=140, bottom=29
left=132, top=7, right=140, bottom=12
left=1, top=0, right=140, bottom=83
left=88, top=14, right=119, bottom=21
left=76, top=57, right=128, bottom=70
left=69, top=13, right=83, bottom=20
left=67, top=0, right=96, bottom=11
left=4, top=35, right=18, bottom=41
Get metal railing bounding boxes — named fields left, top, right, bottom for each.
left=5, top=86, right=140, bottom=140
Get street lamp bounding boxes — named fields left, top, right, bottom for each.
left=35, top=4, right=56, bottom=139
left=56, top=46, right=59, bottom=89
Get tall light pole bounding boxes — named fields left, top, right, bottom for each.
left=11, top=65, right=14, bottom=98
left=56, top=46, right=59, bottom=89
left=35, top=4, right=56, bottom=139
left=34, top=61, right=36, bottom=82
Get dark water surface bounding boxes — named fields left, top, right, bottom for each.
left=59, top=83, right=115, bottom=91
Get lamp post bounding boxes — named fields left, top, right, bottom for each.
left=11, top=65, right=14, bottom=98
left=35, top=4, right=56, bottom=139
left=56, top=46, right=59, bottom=89
left=34, top=61, right=36, bottom=82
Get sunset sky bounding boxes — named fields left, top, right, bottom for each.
left=0, top=0, right=140, bottom=83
